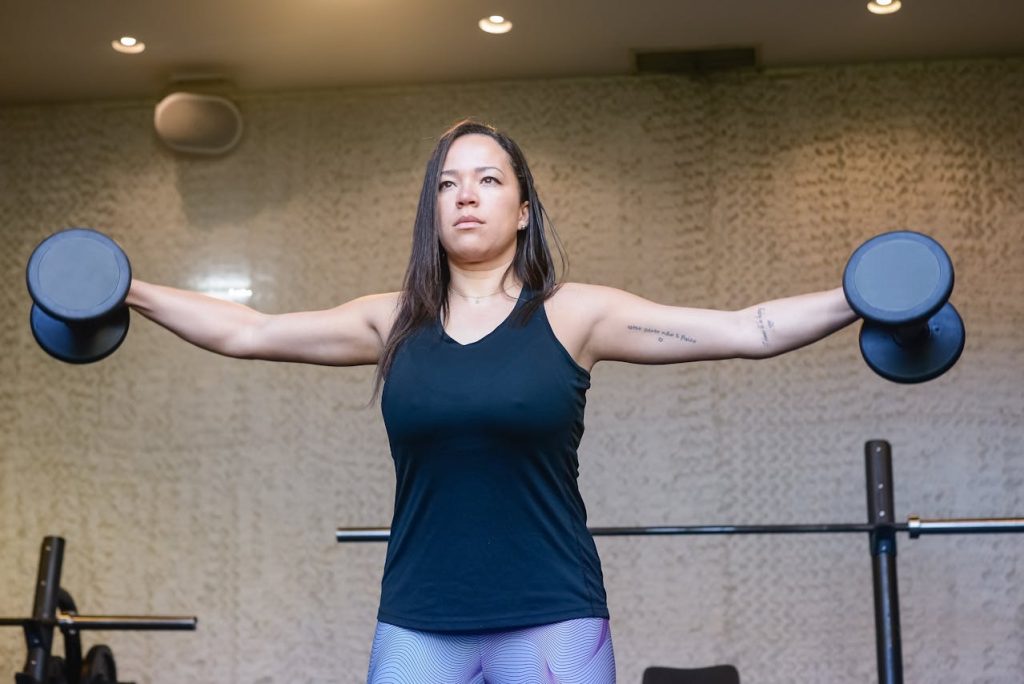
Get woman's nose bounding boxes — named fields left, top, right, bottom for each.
left=456, top=184, right=477, bottom=206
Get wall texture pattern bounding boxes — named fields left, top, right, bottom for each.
left=1, top=59, right=1022, bottom=683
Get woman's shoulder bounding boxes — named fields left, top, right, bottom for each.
left=346, top=291, right=401, bottom=314
left=549, top=282, right=623, bottom=309
left=543, top=283, right=621, bottom=371
left=545, top=282, right=620, bottom=326
left=342, top=291, right=402, bottom=337
left=547, top=281, right=657, bottom=332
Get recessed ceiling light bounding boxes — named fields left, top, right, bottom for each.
left=867, top=0, right=902, bottom=15
left=479, top=15, right=512, bottom=34
left=112, top=36, right=146, bottom=54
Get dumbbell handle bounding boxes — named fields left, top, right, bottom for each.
left=891, top=321, right=931, bottom=347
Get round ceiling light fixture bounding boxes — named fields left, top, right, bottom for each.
left=112, top=36, right=146, bottom=54
left=479, top=15, right=513, bottom=34
left=867, top=0, right=902, bottom=15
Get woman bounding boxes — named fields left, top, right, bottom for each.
left=128, top=120, right=857, bottom=683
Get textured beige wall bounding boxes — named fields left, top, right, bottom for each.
left=1, top=59, right=1022, bottom=683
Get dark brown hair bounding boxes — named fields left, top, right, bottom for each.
left=373, top=119, right=566, bottom=397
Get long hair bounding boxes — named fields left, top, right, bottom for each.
left=373, top=120, right=567, bottom=398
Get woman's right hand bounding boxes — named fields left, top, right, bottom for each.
left=126, top=280, right=398, bottom=366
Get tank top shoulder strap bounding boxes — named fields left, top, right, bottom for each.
left=516, top=285, right=591, bottom=380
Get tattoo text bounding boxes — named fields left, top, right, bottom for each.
left=755, top=307, right=775, bottom=348
left=627, top=324, right=697, bottom=345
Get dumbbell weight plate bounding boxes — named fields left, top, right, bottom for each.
left=843, top=230, right=953, bottom=325
left=30, top=305, right=130, bottom=364
left=80, top=645, right=117, bottom=684
left=859, top=302, right=965, bottom=384
left=26, top=228, right=131, bottom=322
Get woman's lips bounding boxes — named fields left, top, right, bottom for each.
left=454, top=215, right=484, bottom=227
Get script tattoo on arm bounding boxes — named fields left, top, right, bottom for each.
left=755, top=307, right=775, bottom=349
left=627, top=324, right=697, bottom=345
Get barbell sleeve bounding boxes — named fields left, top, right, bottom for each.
left=56, top=612, right=197, bottom=630
left=906, top=516, right=1024, bottom=538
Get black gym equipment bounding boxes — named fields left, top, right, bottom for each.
left=80, top=646, right=116, bottom=684
left=642, top=664, right=740, bottom=684
left=337, top=440, right=1024, bottom=684
left=0, top=537, right=197, bottom=684
left=26, top=229, right=132, bottom=364
left=844, top=231, right=966, bottom=383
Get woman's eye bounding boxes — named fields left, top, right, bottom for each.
left=481, top=176, right=499, bottom=184
left=438, top=180, right=454, bottom=191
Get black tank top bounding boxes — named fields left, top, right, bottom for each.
left=378, top=288, right=608, bottom=631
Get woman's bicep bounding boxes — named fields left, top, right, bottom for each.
left=241, top=293, right=397, bottom=366
left=585, top=288, right=744, bottom=365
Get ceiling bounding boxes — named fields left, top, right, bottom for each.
left=2, top=0, right=1023, bottom=105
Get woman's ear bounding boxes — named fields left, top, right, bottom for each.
left=518, top=201, right=530, bottom=230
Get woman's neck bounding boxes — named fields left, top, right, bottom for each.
left=447, top=260, right=520, bottom=302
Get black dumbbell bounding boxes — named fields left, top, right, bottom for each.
left=843, top=230, right=965, bottom=383
left=26, top=228, right=132, bottom=364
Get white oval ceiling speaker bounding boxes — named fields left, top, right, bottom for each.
left=154, top=92, right=243, bottom=155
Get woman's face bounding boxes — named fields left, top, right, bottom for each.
left=436, top=133, right=529, bottom=268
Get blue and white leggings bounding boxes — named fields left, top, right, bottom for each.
left=366, top=617, right=616, bottom=683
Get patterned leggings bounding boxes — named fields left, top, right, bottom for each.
left=366, top=617, right=616, bottom=683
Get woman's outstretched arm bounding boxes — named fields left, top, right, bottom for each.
left=127, top=280, right=398, bottom=366
left=553, top=283, right=857, bottom=369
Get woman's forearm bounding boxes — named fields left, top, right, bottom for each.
left=126, top=279, right=265, bottom=357
left=737, top=287, right=858, bottom=359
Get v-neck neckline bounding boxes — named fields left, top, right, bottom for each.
left=439, top=286, right=527, bottom=347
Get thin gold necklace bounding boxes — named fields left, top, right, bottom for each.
left=448, top=284, right=516, bottom=304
